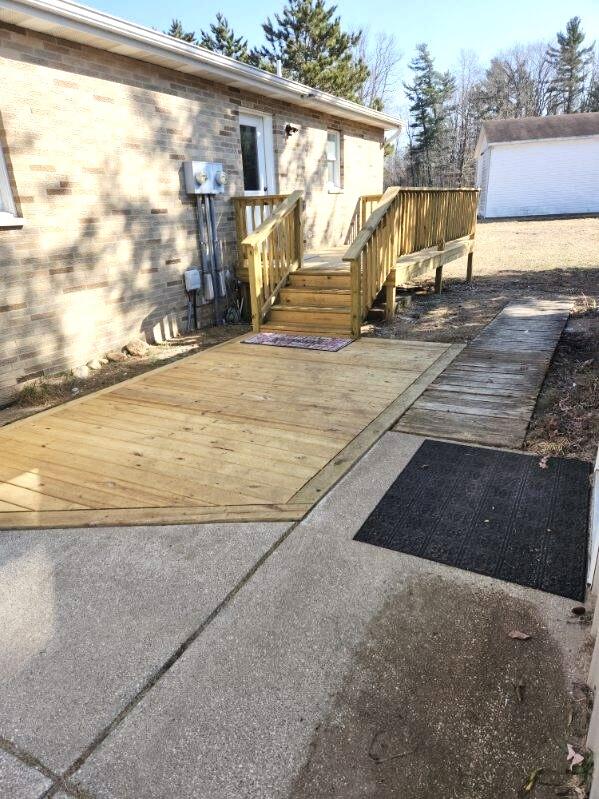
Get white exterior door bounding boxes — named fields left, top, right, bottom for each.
left=239, top=111, right=275, bottom=197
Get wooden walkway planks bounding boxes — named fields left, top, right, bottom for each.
left=0, top=335, right=457, bottom=529
left=395, top=299, right=572, bottom=448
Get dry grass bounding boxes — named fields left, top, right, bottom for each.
left=525, top=304, right=599, bottom=463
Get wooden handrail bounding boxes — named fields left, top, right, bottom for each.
left=241, top=191, right=304, bottom=332
left=344, top=187, right=400, bottom=261
left=391, top=186, right=481, bottom=191
left=344, top=186, right=479, bottom=337
left=232, top=194, right=290, bottom=277
left=242, top=190, right=303, bottom=247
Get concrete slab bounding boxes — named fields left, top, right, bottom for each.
left=72, top=432, right=591, bottom=798
left=0, top=521, right=290, bottom=773
left=0, top=749, right=52, bottom=798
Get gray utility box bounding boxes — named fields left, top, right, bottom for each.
left=183, top=161, right=226, bottom=194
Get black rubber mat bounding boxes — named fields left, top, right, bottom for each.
left=355, top=440, right=590, bottom=600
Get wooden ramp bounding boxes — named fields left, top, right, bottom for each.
left=0, top=336, right=460, bottom=530
left=395, top=299, right=572, bottom=448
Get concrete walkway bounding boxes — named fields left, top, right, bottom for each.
left=0, top=434, right=591, bottom=798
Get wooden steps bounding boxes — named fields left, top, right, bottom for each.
left=264, top=267, right=352, bottom=336
left=278, top=287, right=351, bottom=308
left=288, top=271, right=350, bottom=290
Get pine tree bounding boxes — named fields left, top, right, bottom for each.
left=166, top=19, right=197, bottom=44
left=585, top=78, right=599, bottom=112
left=404, top=44, right=455, bottom=185
left=200, top=13, right=253, bottom=63
left=256, top=0, right=369, bottom=101
left=546, top=17, right=595, bottom=113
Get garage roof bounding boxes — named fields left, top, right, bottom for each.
left=0, top=0, right=404, bottom=132
left=478, top=112, right=599, bottom=151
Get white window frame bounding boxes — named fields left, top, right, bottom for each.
left=326, top=129, right=342, bottom=193
left=0, top=144, right=23, bottom=228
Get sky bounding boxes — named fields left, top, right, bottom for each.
left=92, top=0, right=599, bottom=114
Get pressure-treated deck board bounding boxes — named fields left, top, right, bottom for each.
left=395, top=299, right=572, bottom=448
left=0, top=335, right=457, bottom=529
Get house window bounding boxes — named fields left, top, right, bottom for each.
left=326, top=130, right=342, bottom=192
left=0, top=144, right=21, bottom=227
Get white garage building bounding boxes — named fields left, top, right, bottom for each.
left=475, top=112, right=599, bottom=218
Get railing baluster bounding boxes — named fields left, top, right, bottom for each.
left=343, top=187, right=479, bottom=339
left=238, top=191, right=304, bottom=332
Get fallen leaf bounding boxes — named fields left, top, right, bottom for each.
left=509, top=630, right=531, bottom=640
left=520, top=767, right=543, bottom=794
left=567, top=744, right=584, bottom=769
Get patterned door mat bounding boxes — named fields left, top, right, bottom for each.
left=355, top=440, right=590, bottom=600
left=243, top=332, right=352, bottom=352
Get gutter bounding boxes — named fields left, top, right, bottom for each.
left=0, top=0, right=404, bottom=132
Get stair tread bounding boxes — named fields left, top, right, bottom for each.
left=281, top=287, right=351, bottom=295
left=271, top=305, right=350, bottom=314
left=289, top=274, right=350, bottom=286
left=261, top=323, right=352, bottom=336
left=296, top=269, right=350, bottom=276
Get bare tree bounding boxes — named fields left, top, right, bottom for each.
left=527, top=42, right=554, bottom=115
left=447, top=50, right=484, bottom=185
left=584, top=48, right=599, bottom=110
left=356, top=31, right=402, bottom=111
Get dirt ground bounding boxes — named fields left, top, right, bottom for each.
left=0, top=323, right=249, bottom=427
left=373, top=217, right=599, bottom=462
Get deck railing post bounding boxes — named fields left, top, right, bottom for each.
left=294, top=195, right=304, bottom=270
left=350, top=257, right=362, bottom=339
left=247, top=245, right=262, bottom=332
left=466, top=191, right=479, bottom=282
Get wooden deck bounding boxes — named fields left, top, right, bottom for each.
left=395, top=299, right=572, bottom=447
left=301, top=247, right=348, bottom=272
left=0, top=335, right=461, bottom=529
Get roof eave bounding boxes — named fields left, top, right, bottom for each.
left=0, top=0, right=404, bottom=132
left=485, top=132, right=599, bottom=147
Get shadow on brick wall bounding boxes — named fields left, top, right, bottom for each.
left=0, top=69, right=241, bottom=403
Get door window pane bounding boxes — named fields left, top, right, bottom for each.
left=240, top=124, right=260, bottom=191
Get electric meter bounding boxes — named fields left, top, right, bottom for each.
left=183, top=161, right=226, bottom=194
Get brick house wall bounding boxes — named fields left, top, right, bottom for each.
left=0, top=22, right=384, bottom=404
